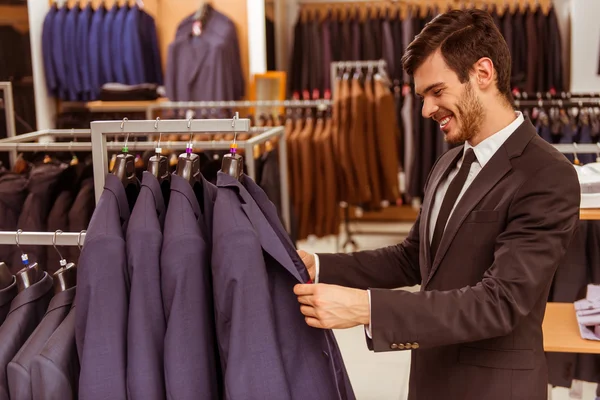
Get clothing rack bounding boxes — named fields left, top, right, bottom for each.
left=145, top=99, right=334, bottom=119
left=0, top=82, right=17, bottom=166
left=330, top=59, right=388, bottom=99
left=89, top=118, right=291, bottom=232
left=514, top=98, right=600, bottom=108
left=0, top=231, right=85, bottom=246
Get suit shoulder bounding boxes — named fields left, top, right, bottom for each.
left=520, top=135, right=577, bottom=181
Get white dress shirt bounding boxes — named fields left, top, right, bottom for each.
left=314, top=112, right=525, bottom=338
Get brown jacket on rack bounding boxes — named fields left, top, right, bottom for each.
left=337, top=76, right=357, bottom=204
left=311, top=117, right=327, bottom=238
left=331, top=77, right=345, bottom=202
left=350, top=77, right=372, bottom=205
left=289, top=117, right=305, bottom=220
left=317, top=120, right=580, bottom=400
left=320, top=117, right=340, bottom=237
left=364, top=75, right=382, bottom=209
left=298, top=116, right=319, bottom=240
left=373, top=77, right=401, bottom=202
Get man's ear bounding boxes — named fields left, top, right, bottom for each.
left=472, top=57, right=494, bottom=89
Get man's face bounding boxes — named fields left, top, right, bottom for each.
left=414, top=50, right=485, bottom=145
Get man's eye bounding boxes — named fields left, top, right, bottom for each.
left=434, top=89, right=443, bottom=96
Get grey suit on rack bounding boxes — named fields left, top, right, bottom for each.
left=0, top=272, right=54, bottom=400
left=76, top=173, right=131, bottom=400
left=8, top=286, right=75, bottom=400
left=127, top=172, right=168, bottom=400
left=211, top=172, right=355, bottom=399
left=161, top=173, right=221, bottom=400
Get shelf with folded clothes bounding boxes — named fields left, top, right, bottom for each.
left=58, top=97, right=167, bottom=114
left=543, top=303, right=600, bottom=354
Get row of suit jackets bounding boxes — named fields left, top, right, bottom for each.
left=165, top=6, right=245, bottom=102
left=75, top=169, right=354, bottom=399
left=0, top=269, right=77, bottom=400
left=42, top=3, right=163, bottom=101
left=0, top=162, right=94, bottom=275
left=288, top=4, right=564, bottom=97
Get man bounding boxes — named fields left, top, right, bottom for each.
left=293, top=9, right=580, bottom=400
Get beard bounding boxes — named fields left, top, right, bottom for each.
left=446, top=82, right=485, bottom=145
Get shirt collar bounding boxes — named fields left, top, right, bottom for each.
left=464, top=111, right=524, bottom=168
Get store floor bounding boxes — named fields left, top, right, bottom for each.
left=297, top=221, right=599, bottom=400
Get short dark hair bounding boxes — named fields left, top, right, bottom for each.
left=402, top=9, right=513, bottom=104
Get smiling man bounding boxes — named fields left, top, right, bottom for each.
left=293, top=9, right=581, bottom=400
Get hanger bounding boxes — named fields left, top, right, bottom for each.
left=175, top=117, right=203, bottom=186
left=192, top=0, right=212, bottom=36
left=220, top=113, right=244, bottom=180
left=50, top=230, right=77, bottom=293
left=113, top=118, right=140, bottom=208
left=149, top=118, right=171, bottom=202
left=0, top=262, right=12, bottom=290
left=14, top=230, right=43, bottom=293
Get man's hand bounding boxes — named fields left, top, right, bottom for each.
left=293, top=283, right=370, bottom=330
left=297, top=250, right=316, bottom=281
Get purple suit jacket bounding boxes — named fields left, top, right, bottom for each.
left=127, top=172, right=167, bottom=400
left=75, top=173, right=131, bottom=400
left=161, top=173, right=221, bottom=400
left=212, top=172, right=355, bottom=399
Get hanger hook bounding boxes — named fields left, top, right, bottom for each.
left=231, top=111, right=239, bottom=145
left=53, top=230, right=67, bottom=267
left=16, top=229, right=29, bottom=265
left=77, top=230, right=86, bottom=252
left=121, top=117, right=130, bottom=152
left=154, top=117, right=162, bottom=154
left=15, top=229, right=22, bottom=249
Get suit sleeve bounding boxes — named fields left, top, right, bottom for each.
left=368, top=161, right=580, bottom=352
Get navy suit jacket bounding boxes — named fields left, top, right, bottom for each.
left=0, top=272, right=54, bottom=400
left=42, top=5, right=58, bottom=96
left=7, top=286, right=75, bottom=400
left=31, top=304, right=78, bottom=400
left=123, top=5, right=145, bottom=85
left=64, top=6, right=82, bottom=101
left=88, top=6, right=106, bottom=99
left=161, top=173, right=221, bottom=400
left=111, top=5, right=129, bottom=84
left=101, top=5, right=118, bottom=84
left=141, top=11, right=163, bottom=85
left=76, top=4, right=94, bottom=101
left=76, top=173, right=131, bottom=400
left=212, top=172, right=355, bottom=399
left=126, top=172, right=167, bottom=400
left=52, top=6, right=68, bottom=100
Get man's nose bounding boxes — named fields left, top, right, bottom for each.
left=421, top=98, right=439, bottom=119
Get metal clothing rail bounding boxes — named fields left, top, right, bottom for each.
left=90, top=118, right=291, bottom=232
left=146, top=99, right=333, bottom=119
left=0, top=231, right=85, bottom=247
left=0, top=82, right=16, bottom=166
left=553, top=144, right=600, bottom=154
left=515, top=99, right=600, bottom=108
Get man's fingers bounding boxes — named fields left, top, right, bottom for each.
left=305, top=317, right=323, bottom=329
left=300, top=305, right=317, bottom=318
left=297, top=295, right=313, bottom=306
left=294, top=283, right=315, bottom=296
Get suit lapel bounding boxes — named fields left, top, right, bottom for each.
left=420, top=147, right=463, bottom=278
left=424, top=119, right=537, bottom=287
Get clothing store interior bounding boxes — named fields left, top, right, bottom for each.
left=1, top=0, right=600, bottom=398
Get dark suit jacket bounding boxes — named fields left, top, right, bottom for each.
left=0, top=277, right=17, bottom=325
left=111, top=5, right=129, bottom=84
left=14, top=163, right=67, bottom=273
left=127, top=172, right=167, bottom=400
left=123, top=5, right=145, bottom=85
left=42, top=5, right=58, bottom=96
left=67, top=177, right=95, bottom=264
left=88, top=5, right=106, bottom=99
left=76, top=173, right=131, bottom=400
left=30, top=304, right=78, bottom=400
left=52, top=6, right=68, bottom=100
left=7, top=286, right=75, bottom=400
left=212, top=172, right=355, bottom=399
left=0, top=272, right=54, bottom=400
left=525, top=9, right=538, bottom=93
left=318, top=120, right=580, bottom=400
left=547, top=7, right=563, bottom=92
left=76, top=4, right=93, bottom=101
left=161, top=173, right=221, bottom=400
left=64, top=5, right=82, bottom=101
left=0, top=172, right=27, bottom=269
left=46, top=190, right=75, bottom=273
left=101, top=5, right=118, bottom=84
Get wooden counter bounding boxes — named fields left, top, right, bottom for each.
left=543, top=302, right=600, bottom=354
left=580, top=209, right=600, bottom=220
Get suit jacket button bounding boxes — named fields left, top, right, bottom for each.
left=398, top=344, right=405, bottom=350
left=412, top=342, right=419, bottom=349
left=405, top=343, right=412, bottom=349
left=390, top=343, right=398, bottom=349
left=322, top=350, right=329, bottom=358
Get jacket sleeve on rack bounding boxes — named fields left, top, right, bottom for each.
left=52, top=7, right=67, bottom=100
left=141, top=11, right=163, bottom=85
left=30, top=306, right=79, bottom=400
left=76, top=5, right=93, bottom=101
left=101, top=6, right=116, bottom=84
left=123, top=6, right=145, bottom=85
left=110, top=6, right=128, bottom=84
left=42, top=8, right=57, bottom=96
left=64, top=6, right=82, bottom=101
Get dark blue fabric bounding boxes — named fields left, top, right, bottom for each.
left=76, top=5, right=93, bottom=101
left=141, top=11, right=163, bottom=85
left=52, top=6, right=68, bottom=100
left=101, top=5, right=118, bottom=83
left=88, top=6, right=106, bottom=99
left=111, top=5, right=129, bottom=84
left=64, top=6, right=81, bottom=101
left=42, top=6, right=58, bottom=96
left=122, top=6, right=145, bottom=85
left=578, top=124, right=595, bottom=164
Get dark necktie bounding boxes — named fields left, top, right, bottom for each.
left=430, top=148, right=477, bottom=260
